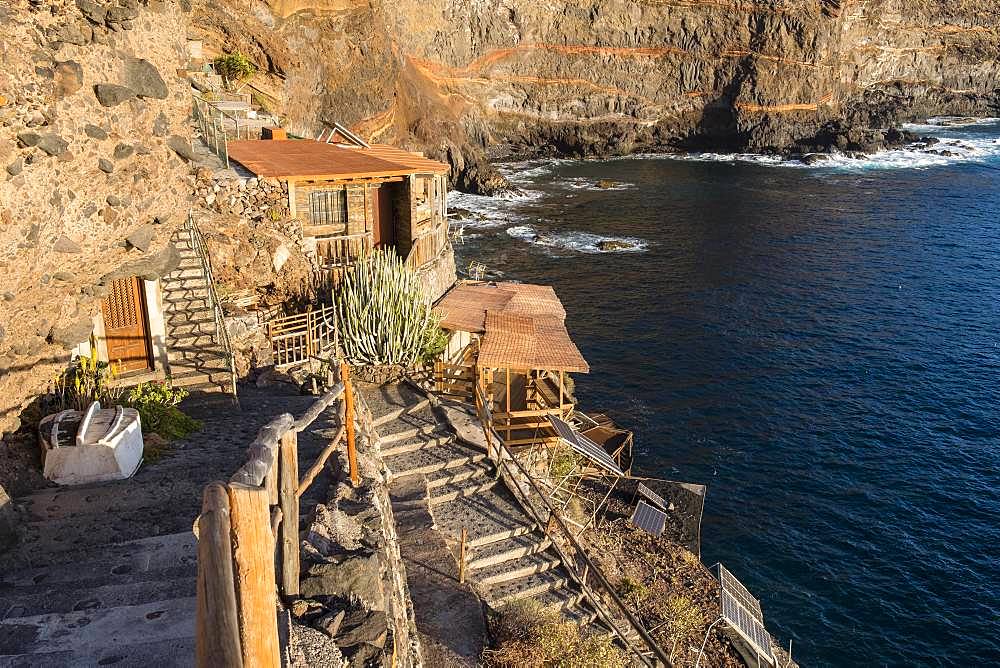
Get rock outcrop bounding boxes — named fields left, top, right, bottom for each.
left=0, top=0, right=196, bottom=436
left=190, top=0, right=1000, bottom=190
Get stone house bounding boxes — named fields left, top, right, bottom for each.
left=225, top=132, right=455, bottom=299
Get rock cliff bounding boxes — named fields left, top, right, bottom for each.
left=0, top=0, right=196, bottom=438
left=192, top=0, right=1000, bottom=190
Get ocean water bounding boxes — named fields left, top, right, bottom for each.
left=450, top=120, right=1000, bottom=667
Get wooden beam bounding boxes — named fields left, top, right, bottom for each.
left=279, top=431, right=300, bottom=598
left=195, top=483, right=243, bottom=668
left=228, top=484, right=280, bottom=668
left=342, top=361, right=360, bottom=486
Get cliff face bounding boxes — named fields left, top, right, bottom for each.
left=0, top=0, right=196, bottom=437
left=193, top=0, right=1000, bottom=189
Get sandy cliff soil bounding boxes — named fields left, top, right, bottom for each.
left=193, top=0, right=1000, bottom=191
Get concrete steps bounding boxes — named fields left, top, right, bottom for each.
left=368, top=385, right=597, bottom=632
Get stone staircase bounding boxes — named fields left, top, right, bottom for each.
left=160, top=228, right=233, bottom=393
left=372, top=384, right=602, bottom=630
left=0, top=386, right=326, bottom=666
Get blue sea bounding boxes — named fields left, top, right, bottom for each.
left=450, top=119, right=1000, bottom=667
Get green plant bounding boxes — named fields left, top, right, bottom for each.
left=214, top=52, right=257, bottom=90
left=127, top=380, right=202, bottom=441
left=49, top=354, right=125, bottom=412
left=483, top=600, right=626, bottom=668
left=336, top=249, right=446, bottom=367
left=548, top=441, right=578, bottom=480
left=659, top=594, right=705, bottom=662
left=617, top=576, right=649, bottom=606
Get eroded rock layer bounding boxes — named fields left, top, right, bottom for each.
left=193, top=0, right=1000, bottom=189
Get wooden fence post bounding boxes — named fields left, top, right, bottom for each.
left=341, top=361, right=360, bottom=486
left=195, top=483, right=243, bottom=668
left=459, top=527, right=468, bottom=584
left=228, top=484, right=280, bottom=668
left=279, top=430, right=300, bottom=598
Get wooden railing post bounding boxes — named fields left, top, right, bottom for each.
left=459, top=527, right=468, bottom=584
left=279, top=430, right=300, bottom=598
left=228, top=484, right=280, bottom=668
left=341, top=361, right=360, bottom=486
left=196, top=483, right=243, bottom=668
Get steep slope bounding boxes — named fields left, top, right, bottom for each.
left=192, top=0, right=1000, bottom=190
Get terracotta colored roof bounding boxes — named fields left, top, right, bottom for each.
left=435, top=282, right=589, bottom=373
left=226, top=139, right=448, bottom=180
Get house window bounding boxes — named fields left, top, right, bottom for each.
left=309, top=189, right=348, bottom=226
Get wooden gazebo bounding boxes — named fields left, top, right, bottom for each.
left=434, top=282, right=590, bottom=447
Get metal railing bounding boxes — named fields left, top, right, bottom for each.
left=195, top=364, right=371, bottom=667
left=185, top=212, right=238, bottom=398
left=473, top=379, right=672, bottom=667
left=267, top=304, right=338, bottom=368
left=192, top=95, right=262, bottom=168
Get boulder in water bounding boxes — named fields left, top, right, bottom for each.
left=597, top=179, right=617, bottom=189
left=597, top=239, right=635, bottom=251
left=801, top=153, right=831, bottom=165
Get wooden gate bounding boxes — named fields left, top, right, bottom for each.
left=101, top=276, right=151, bottom=372
left=434, top=342, right=477, bottom=400
left=268, top=305, right=337, bottom=368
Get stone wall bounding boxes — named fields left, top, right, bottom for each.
left=0, top=0, right=199, bottom=437
left=289, top=394, right=421, bottom=667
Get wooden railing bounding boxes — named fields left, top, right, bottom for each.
left=196, top=364, right=370, bottom=667
left=267, top=304, right=338, bottom=368
left=433, top=360, right=475, bottom=399
left=472, top=380, right=673, bottom=668
left=404, top=223, right=448, bottom=270
left=316, top=232, right=373, bottom=269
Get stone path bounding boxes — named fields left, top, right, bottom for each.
left=0, top=384, right=337, bottom=666
left=364, top=382, right=602, bottom=666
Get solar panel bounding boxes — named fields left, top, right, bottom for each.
left=718, top=564, right=763, bottom=621
left=630, top=500, right=667, bottom=537
left=637, top=482, right=667, bottom=511
left=721, top=589, right=775, bottom=665
left=547, top=415, right=624, bottom=476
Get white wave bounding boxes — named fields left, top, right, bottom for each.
left=561, top=176, right=638, bottom=192
left=505, top=225, right=648, bottom=254
left=448, top=188, right=544, bottom=228
left=906, top=116, right=1000, bottom=130
left=498, top=158, right=576, bottom=180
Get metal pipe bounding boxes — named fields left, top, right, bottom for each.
left=695, top=616, right=725, bottom=668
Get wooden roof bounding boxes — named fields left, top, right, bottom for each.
left=436, top=282, right=589, bottom=373
left=226, top=139, right=449, bottom=181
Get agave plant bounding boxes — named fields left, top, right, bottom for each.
left=336, top=249, right=445, bottom=366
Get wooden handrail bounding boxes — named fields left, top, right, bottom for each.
left=196, top=370, right=370, bottom=668
left=473, top=380, right=671, bottom=667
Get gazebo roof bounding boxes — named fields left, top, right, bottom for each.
left=435, top=282, right=589, bottom=373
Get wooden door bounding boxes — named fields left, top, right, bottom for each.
left=101, top=276, right=152, bottom=373
left=371, top=184, right=395, bottom=249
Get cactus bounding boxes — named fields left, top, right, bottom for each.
left=336, top=249, right=445, bottom=367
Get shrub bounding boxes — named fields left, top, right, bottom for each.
left=548, top=441, right=578, bottom=480
left=336, top=249, right=447, bottom=367
left=659, top=594, right=705, bottom=662
left=127, top=381, right=202, bottom=441
left=617, top=576, right=649, bottom=606
left=214, top=52, right=256, bottom=89
left=49, top=355, right=124, bottom=412
left=483, top=600, right=627, bottom=668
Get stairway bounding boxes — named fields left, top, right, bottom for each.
left=372, top=384, right=602, bottom=629
left=160, top=228, right=233, bottom=394
left=0, top=386, right=323, bottom=665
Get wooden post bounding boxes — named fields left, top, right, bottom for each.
left=559, top=370, right=565, bottom=414
left=459, top=527, right=468, bottom=584
left=195, top=483, right=243, bottom=668
left=228, top=484, right=280, bottom=668
left=279, top=431, right=300, bottom=598
left=306, top=305, right=314, bottom=358
left=341, top=361, right=360, bottom=486
left=263, top=447, right=279, bottom=507
left=505, top=367, right=512, bottom=442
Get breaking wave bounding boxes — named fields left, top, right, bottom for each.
left=447, top=188, right=544, bottom=228
left=505, top=225, right=648, bottom=254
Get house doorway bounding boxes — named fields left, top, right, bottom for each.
left=100, top=276, right=152, bottom=373
left=372, top=184, right=396, bottom=249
